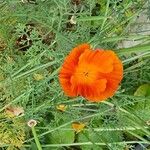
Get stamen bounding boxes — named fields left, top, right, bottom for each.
left=83, top=71, right=89, bottom=77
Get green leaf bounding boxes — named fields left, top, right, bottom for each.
left=134, top=84, right=150, bottom=97
left=133, top=84, right=150, bottom=121
left=78, top=129, right=123, bottom=150
left=49, top=129, right=74, bottom=144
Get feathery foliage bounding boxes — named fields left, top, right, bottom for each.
left=0, top=0, right=150, bottom=149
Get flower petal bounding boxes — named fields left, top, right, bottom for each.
left=59, top=43, right=90, bottom=97
left=78, top=50, right=114, bottom=73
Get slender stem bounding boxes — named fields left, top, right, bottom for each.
left=31, top=127, right=42, bottom=150
left=13, top=60, right=58, bottom=80
left=36, top=126, right=149, bottom=131
left=29, top=141, right=150, bottom=147
left=1, top=141, right=150, bottom=148
left=101, top=0, right=110, bottom=30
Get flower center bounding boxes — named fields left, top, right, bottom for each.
left=71, top=64, right=98, bottom=85
left=83, top=71, right=89, bottom=77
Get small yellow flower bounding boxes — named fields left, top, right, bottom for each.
left=72, top=122, right=85, bottom=133
left=56, top=104, right=67, bottom=112
left=33, top=73, right=44, bottom=81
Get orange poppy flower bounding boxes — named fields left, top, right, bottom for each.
left=59, top=43, right=123, bottom=102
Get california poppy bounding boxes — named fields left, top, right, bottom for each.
left=59, top=43, right=123, bottom=102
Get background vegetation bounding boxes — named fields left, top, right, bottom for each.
left=0, top=0, right=150, bottom=149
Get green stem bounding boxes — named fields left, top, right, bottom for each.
left=31, top=127, right=42, bottom=150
